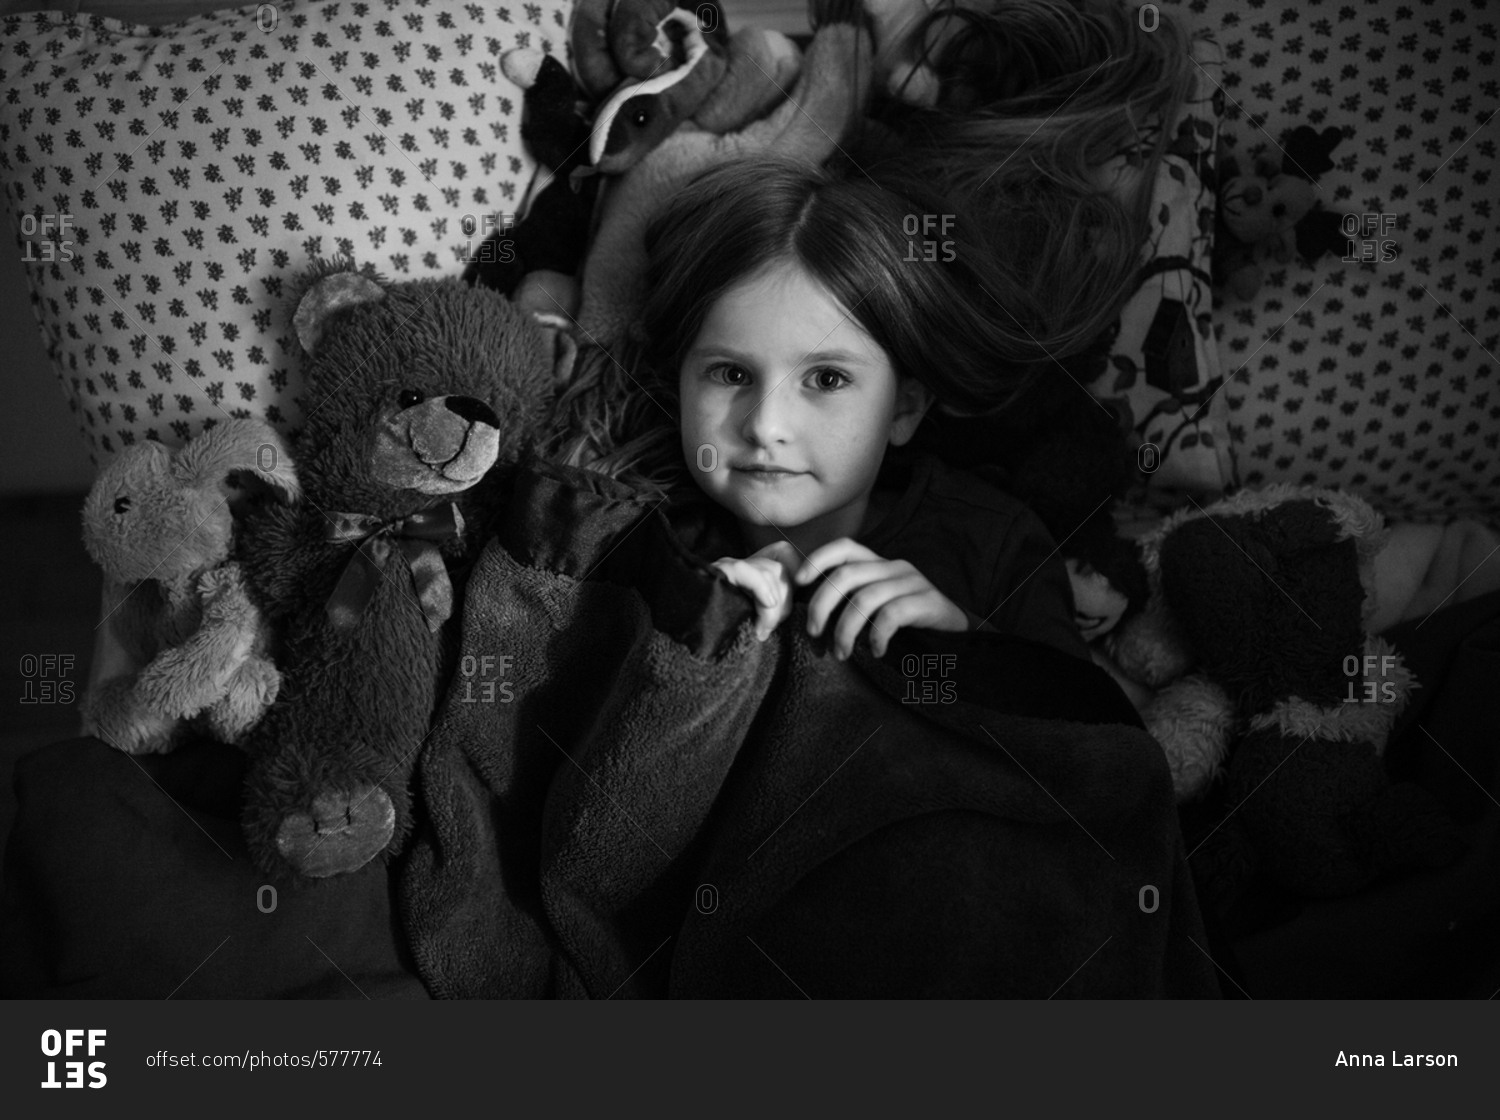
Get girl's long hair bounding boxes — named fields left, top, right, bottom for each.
left=544, top=0, right=1197, bottom=496
left=866, top=0, right=1198, bottom=356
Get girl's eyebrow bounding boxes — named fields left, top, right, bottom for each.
left=801, top=349, right=869, bottom=365
left=682, top=344, right=753, bottom=362
left=683, top=345, right=871, bottom=365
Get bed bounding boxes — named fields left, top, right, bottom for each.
left=0, top=0, right=1496, bottom=998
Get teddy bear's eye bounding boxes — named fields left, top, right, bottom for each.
left=398, top=389, right=425, bottom=408
left=113, top=495, right=132, bottom=515
left=630, top=107, right=649, bottom=128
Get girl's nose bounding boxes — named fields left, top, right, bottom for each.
left=740, top=379, right=793, bottom=445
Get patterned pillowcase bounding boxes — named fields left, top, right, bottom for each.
left=1087, top=30, right=1230, bottom=503
left=0, top=0, right=571, bottom=464
left=1183, top=0, right=1499, bottom=525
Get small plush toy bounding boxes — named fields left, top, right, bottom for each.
left=577, top=0, right=870, bottom=351
left=465, top=50, right=600, bottom=322
left=467, top=8, right=799, bottom=324
left=235, top=259, right=565, bottom=880
left=1211, top=126, right=1349, bottom=301
left=80, top=418, right=299, bottom=754
left=1096, top=485, right=1469, bottom=901
left=570, top=0, right=798, bottom=175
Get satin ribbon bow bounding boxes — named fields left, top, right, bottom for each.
left=324, top=504, right=465, bottom=633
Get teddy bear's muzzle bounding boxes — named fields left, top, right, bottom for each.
left=373, top=394, right=503, bottom=493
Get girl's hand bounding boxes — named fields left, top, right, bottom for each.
left=795, top=538, right=968, bottom=659
left=710, top=540, right=802, bottom=641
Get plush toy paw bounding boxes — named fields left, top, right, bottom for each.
left=1108, top=590, right=1196, bottom=688
left=272, top=788, right=398, bottom=879
left=81, top=678, right=181, bottom=755
left=1142, top=674, right=1234, bottom=801
left=205, top=655, right=282, bottom=745
left=242, top=725, right=416, bottom=880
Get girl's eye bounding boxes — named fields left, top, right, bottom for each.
left=810, top=367, right=850, bottom=391
left=708, top=363, right=749, bottom=386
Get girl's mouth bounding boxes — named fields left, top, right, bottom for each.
left=733, top=466, right=807, bottom=481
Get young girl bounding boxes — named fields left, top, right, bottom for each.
left=566, top=153, right=1092, bottom=662
left=551, top=0, right=1196, bottom=663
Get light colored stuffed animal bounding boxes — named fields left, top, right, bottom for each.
left=80, top=418, right=300, bottom=754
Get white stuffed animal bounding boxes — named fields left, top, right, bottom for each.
left=80, top=419, right=299, bottom=753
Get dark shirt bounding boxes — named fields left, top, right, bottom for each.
left=672, top=449, right=1089, bottom=662
left=860, top=450, right=1090, bottom=661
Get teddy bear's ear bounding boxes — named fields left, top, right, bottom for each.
left=293, top=271, right=386, bottom=355
left=172, top=418, right=301, bottom=511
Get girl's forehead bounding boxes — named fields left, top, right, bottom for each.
left=717, top=258, right=835, bottom=306
left=696, top=259, right=883, bottom=360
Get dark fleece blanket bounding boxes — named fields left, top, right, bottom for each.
left=399, top=460, right=1220, bottom=998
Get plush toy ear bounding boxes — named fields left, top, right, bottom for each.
left=293, top=270, right=386, bottom=355
left=1294, top=207, right=1350, bottom=265
left=1278, top=124, right=1344, bottom=183
left=172, top=418, right=301, bottom=510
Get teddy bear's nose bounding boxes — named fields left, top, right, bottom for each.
left=1240, top=184, right=1263, bottom=206
left=443, top=395, right=501, bottom=430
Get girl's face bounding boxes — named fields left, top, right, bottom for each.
left=678, top=259, right=931, bottom=554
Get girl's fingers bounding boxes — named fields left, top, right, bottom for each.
left=795, top=537, right=878, bottom=585
left=746, top=562, right=790, bottom=640
left=724, top=548, right=968, bottom=656
left=712, top=558, right=790, bottom=640
left=804, top=560, right=884, bottom=637
left=764, top=565, right=795, bottom=636
left=862, top=590, right=933, bottom=658
left=830, top=575, right=930, bottom=659
left=752, top=538, right=805, bottom=578
left=865, top=586, right=972, bottom=656
left=805, top=560, right=916, bottom=638
left=761, top=576, right=794, bottom=640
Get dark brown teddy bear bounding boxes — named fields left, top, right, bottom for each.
left=237, top=259, right=562, bottom=880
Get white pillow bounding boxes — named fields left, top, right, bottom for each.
left=0, top=0, right=572, bottom=463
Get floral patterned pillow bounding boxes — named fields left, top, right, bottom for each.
left=1089, top=30, right=1232, bottom=503
left=0, top=0, right=571, bottom=464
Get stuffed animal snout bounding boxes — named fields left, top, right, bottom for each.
left=371, top=393, right=503, bottom=493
